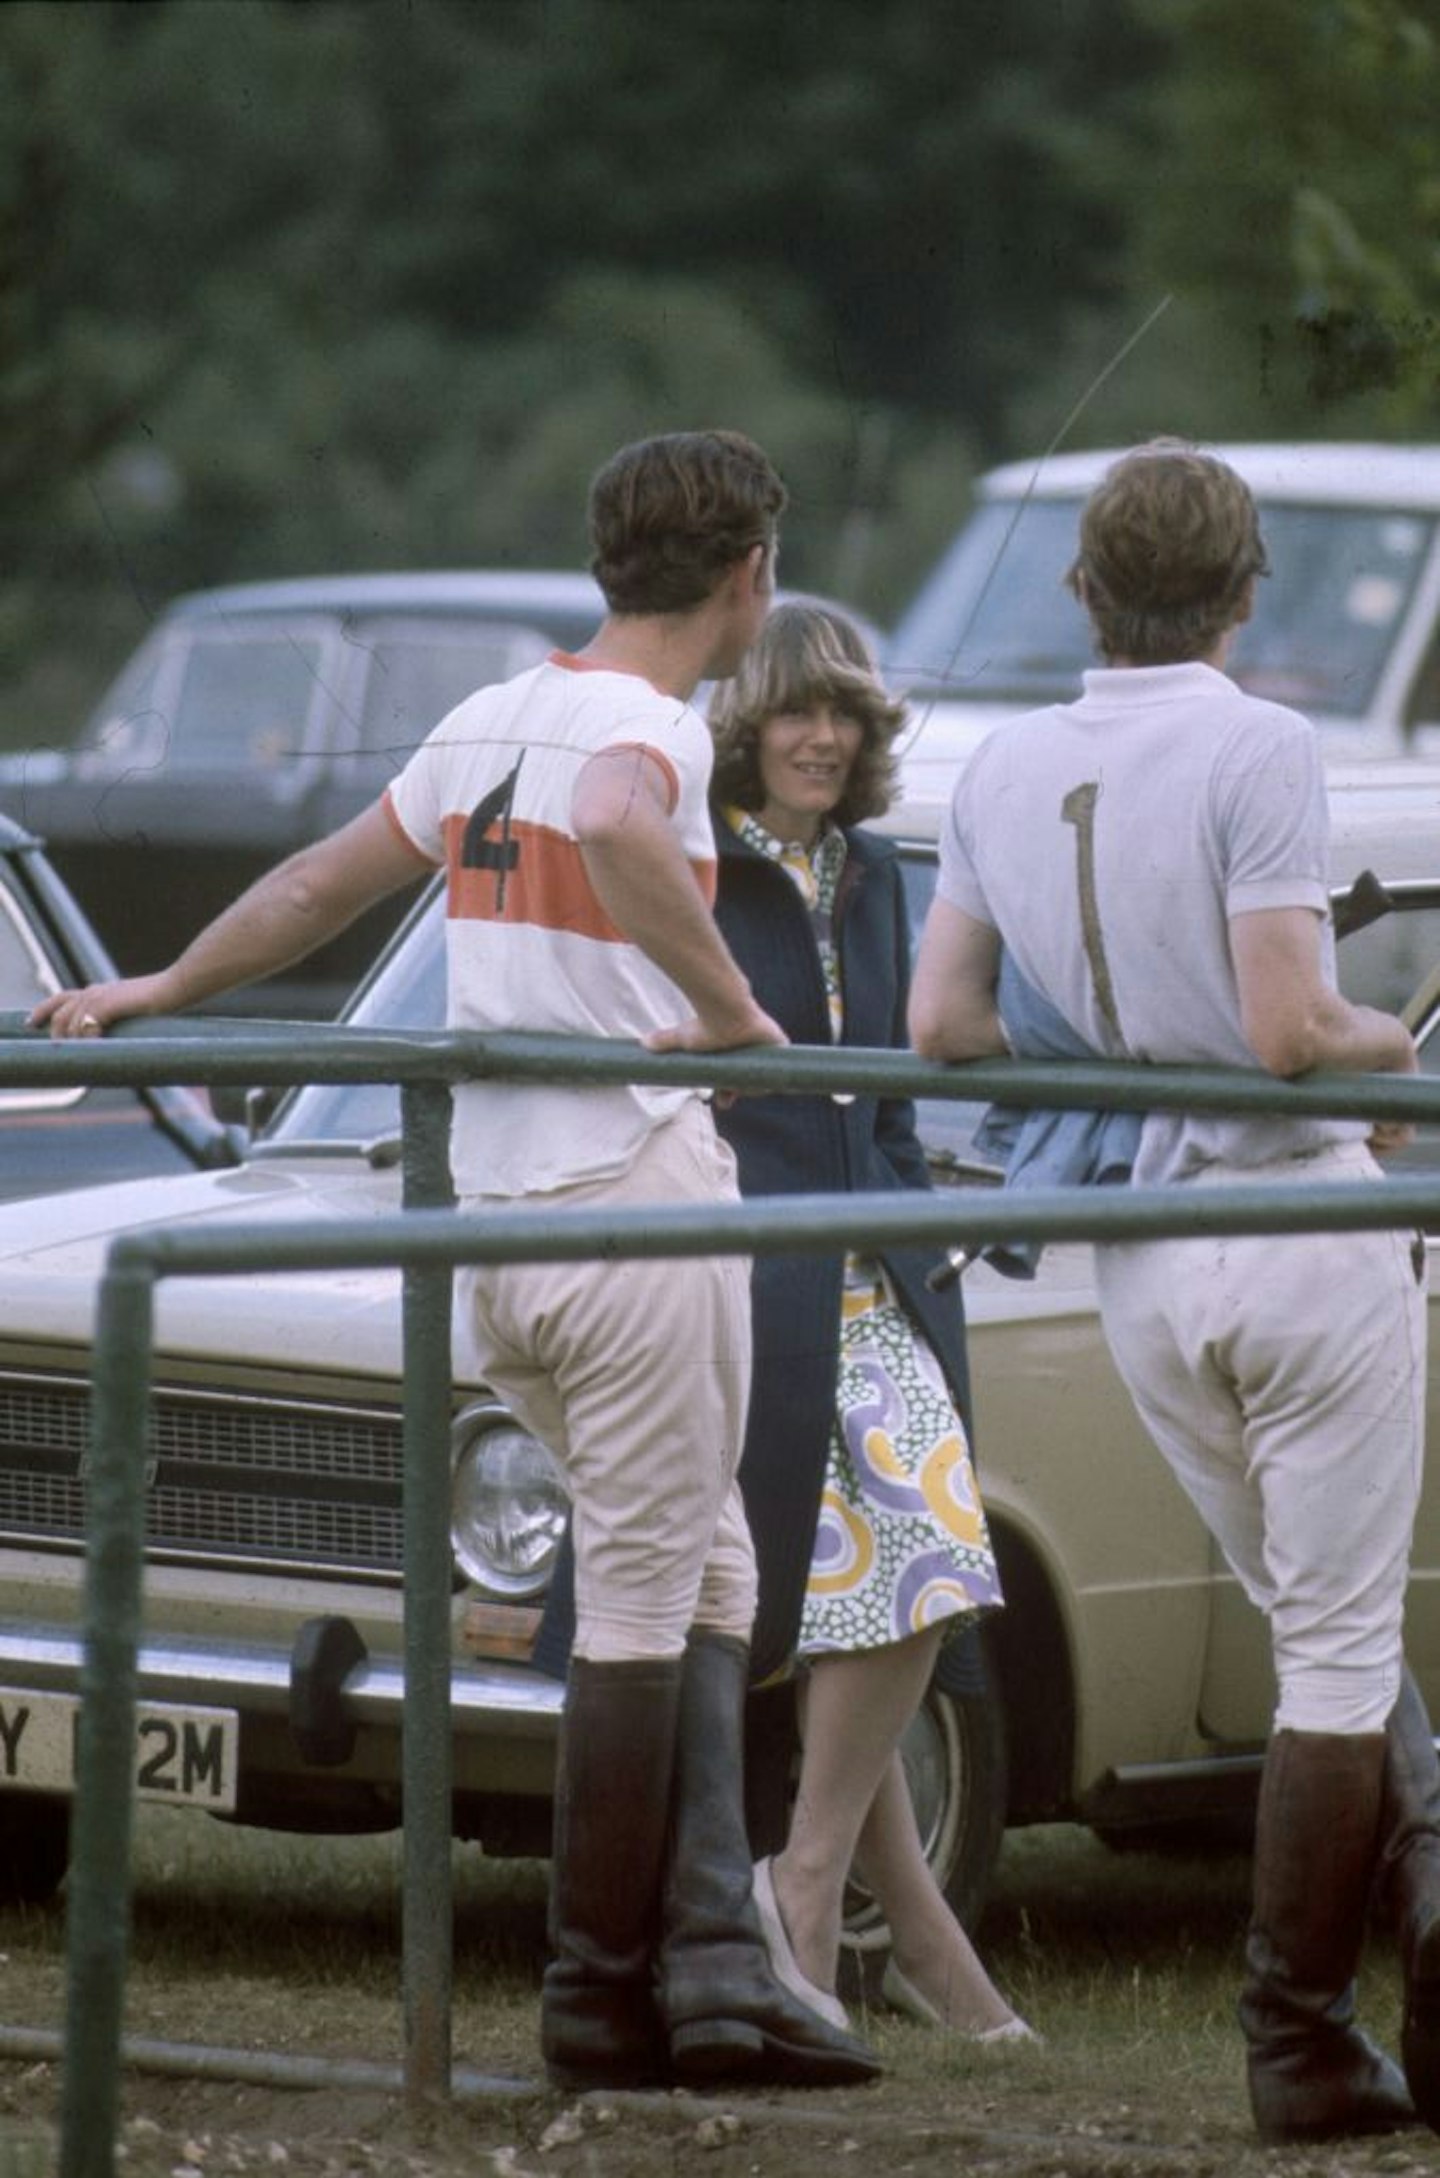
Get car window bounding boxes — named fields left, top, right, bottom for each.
left=886, top=498, right=1090, bottom=709
left=264, top=890, right=447, bottom=1149
left=170, top=630, right=329, bottom=772
left=0, top=875, right=86, bottom=1115
left=888, top=497, right=1435, bottom=725
left=1231, top=507, right=1434, bottom=717
left=270, top=860, right=990, bottom=1163
left=351, top=618, right=553, bottom=768
left=79, top=625, right=329, bottom=776
left=0, top=878, right=58, bottom=1014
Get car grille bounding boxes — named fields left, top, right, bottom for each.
left=0, top=1372, right=407, bottom=1580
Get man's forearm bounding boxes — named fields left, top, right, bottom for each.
left=1278, top=990, right=1417, bottom=1079
left=159, top=853, right=363, bottom=1010
left=908, top=898, right=1006, bottom=1061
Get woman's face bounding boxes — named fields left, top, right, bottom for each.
left=754, top=703, right=865, bottom=846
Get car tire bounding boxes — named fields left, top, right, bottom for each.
left=0, top=1792, right=69, bottom=1906
left=841, top=1654, right=1007, bottom=1954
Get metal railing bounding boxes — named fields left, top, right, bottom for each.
left=5, top=1019, right=1440, bottom=2176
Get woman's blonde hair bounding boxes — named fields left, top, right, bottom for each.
left=708, top=599, right=904, bottom=825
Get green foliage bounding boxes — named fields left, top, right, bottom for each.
left=1068, top=0, right=1440, bottom=446
left=2, top=0, right=1437, bottom=746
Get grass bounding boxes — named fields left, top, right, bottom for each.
left=0, top=1809, right=1426, bottom=2176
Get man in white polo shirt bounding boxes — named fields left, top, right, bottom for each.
left=909, top=440, right=1440, bottom=2143
left=34, top=430, right=878, bottom=2095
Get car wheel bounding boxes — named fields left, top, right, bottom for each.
left=841, top=1664, right=1007, bottom=1953
left=0, top=1792, right=69, bottom=1906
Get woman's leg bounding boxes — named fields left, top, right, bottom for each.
left=854, top=1751, right=1019, bottom=2034
left=770, top=1633, right=941, bottom=1996
left=769, top=1628, right=1022, bottom=2033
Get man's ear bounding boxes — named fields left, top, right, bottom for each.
left=1232, top=575, right=1257, bottom=628
left=745, top=538, right=775, bottom=597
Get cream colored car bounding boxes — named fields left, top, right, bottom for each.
left=0, top=762, right=1438, bottom=1935
left=888, top=444, right=1440, bottom=777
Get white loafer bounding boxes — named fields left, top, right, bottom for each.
left=751, top=1857, right=850, bottom=2031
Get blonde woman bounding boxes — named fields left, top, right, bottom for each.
left=706, top=601, right=1033, bottom=2041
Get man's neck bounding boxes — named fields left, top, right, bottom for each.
left=1107, top=626, right=1240, bottom=674
left=579, top=616, right=711, bottom=701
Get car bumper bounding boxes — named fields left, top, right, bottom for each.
left=0, top=1618, right=563, bottom=1733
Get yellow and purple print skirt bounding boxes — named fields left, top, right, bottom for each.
left=797, top=1260, right=1003, bottom=1656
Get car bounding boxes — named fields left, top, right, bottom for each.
left=0, top=809, right=235, bottom=1200
left=0, top=576, right=884, bottom=1021
left=0, top=573, right=588, bottom=1018
left=886, top=444, right=1440, bottom=790
left=1, top=760, right=1439, bottom=1937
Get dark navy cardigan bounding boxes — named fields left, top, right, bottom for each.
left=712, top=813, right=974, bottom=1682
left=529, top=815, right=976, bottom=1688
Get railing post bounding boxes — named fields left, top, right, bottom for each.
left=399, top=1083, right=456, bottom=2106
left=59, top=1259, right=156, bottom=2178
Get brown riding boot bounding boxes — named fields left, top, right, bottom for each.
left=658, top=1630, right=881, bottom=2088
left=540, top=1655, right=682, bottom=2091
left=1239, top=1728, right=1413, bottom=2141
left=1377, top=1669, right=1440, bottom=2133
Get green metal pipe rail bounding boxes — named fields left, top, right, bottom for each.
left=5, top=1018, right=1440, bottom=2176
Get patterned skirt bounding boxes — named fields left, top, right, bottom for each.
left=797, top=1259, right=1004, bottom=1657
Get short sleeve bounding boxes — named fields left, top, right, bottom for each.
left=384, top=730, right=450, bottom=866
left=934, top=762, right=996, bottom=924
left=1215, top=711, right=1330, bottom=919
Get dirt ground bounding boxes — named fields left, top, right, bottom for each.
left=5, top=2017, right=1440, bottom=2178
left=0, top=2068, right=1411, bottom=2178
left=3, top=1822, right=1437, bottom=2178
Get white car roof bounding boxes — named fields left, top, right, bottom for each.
left=979, top=444, right=1440, bottom=512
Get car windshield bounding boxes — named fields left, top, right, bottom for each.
left=77, top=624, right=329, bottom=776
left=353, top=618, right=552, bottom=766
left=266, top=890, right=448, bottom=1150
left=888, top=497, right=1435, bottom=724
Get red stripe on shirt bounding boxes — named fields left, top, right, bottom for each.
left=441, top=812, right=718, bottom=936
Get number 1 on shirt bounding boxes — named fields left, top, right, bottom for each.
left=1061, top=781, right=1123, bottom=1045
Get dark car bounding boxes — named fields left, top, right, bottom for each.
left=0, top=572, right=598, bottom=1017
left=0, top=810, right=235, bottom=1198
left=0, top=573, right=885, bottom=1020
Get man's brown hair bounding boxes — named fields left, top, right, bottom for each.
left=1066, top=439, right=1270, bottom=665
left=588, top=430, right=787, bottom=616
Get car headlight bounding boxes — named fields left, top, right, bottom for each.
left=450, top=1404, right=570, bottom=1599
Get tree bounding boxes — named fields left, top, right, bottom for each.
left=1016, top=0, right=1440, bottom=451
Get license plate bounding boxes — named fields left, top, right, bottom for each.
left=0, top=1688, right=238, bottom=1812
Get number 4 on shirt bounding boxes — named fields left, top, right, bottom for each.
left=461, top=756, right=525, bottom=910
